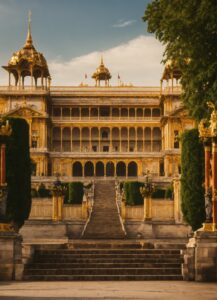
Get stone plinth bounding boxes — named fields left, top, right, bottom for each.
left=183, top=230, right=217, bottom=282
left=0, top=232, right=23, bottom=280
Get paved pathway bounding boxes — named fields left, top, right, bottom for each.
left=0, top=281, right=217, bottom=300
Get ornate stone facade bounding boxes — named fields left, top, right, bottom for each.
left=0, top=21, right=194, bottom=183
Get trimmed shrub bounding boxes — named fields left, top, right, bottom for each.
left=38, top=183, right=51, bottom=198
left=165, top=186, right=173, bottom=200
left=67, top=182, right=84, bottom=204
left=5, top=118, right=31, bottom=228
left=124, top=182, right=143, bottom=206
left=151, top=188, right=166, bottom=199
left=181, top=129, right=205, bottom=231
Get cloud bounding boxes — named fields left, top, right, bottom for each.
left=49, top=35, right=164, bottom=86
left=0, top=35, right=165, bottom=86
left=112, top=19, right=136, bottom=28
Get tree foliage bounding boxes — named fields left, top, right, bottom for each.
left=5, top=118, right=31, bottom=228
left=181, top=129, right=205, bottom=231
left=144, top=0, right=217, bottom=121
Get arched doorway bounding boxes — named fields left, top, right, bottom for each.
left=116, top=161, right=126, bottom=177
left=84, top=161, right=94, bottom=177
left=72, top=161, right=82, bottom=177
left=96, top=161, right=104, bottom=177
left=106, top=161, right=114, bottom=177
left=128, top=161, right=138, bottom=177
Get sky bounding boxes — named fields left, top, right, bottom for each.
left=0, top=0, right=165, bottom=86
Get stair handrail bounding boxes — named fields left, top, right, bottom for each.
left=115, top=179, right=127, bottom=236
left=81, top=180, right=95, bottom=237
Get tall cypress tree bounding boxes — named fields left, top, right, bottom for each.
left=181, top=129, right=205, bottom=230
left=5, top=118, right=31, bottom=229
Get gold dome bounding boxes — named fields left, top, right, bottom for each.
left=2, top=13, right=50, bottom=86
left=92, top=57, right=111, bottom=81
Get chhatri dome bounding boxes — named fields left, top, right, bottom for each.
left=2, top=12, right=50, bottom=89
left=92, top=56, right=112, bottom=87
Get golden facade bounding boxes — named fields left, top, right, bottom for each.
left=0, top=22, right=194, bottom=180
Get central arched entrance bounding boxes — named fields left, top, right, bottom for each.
left=116, top=161, right=126, bottom=177
left=106, top=161, right=114, bottom=177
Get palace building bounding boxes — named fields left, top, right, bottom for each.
left=0, top=21, right=194, bottom=181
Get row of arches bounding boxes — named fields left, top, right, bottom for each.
left=52, top=106, right=161, bottom=119
left=52, top=126, right=162, bottom=153
left=72, top=161, right=138, bottom=177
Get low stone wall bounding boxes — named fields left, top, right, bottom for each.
left=125, top=199, right=174, bottom=221
left=29, top=198, right=83, bottom=221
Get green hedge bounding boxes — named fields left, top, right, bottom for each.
left=5, top=118, right=31, bottom=228
left=66, top=182, right=84, bottom=204
left=37, top=183, right=51, bottom=198
left=124, top=182, right=143, bottom=206
left=181, top=129, right=205, bottom=231
left=151, top=188, right=166, bottom=199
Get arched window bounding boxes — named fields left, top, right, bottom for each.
left=116, top=161, right=126, bottom=177
left=144, top=108, right=151, bottom=117
left=152, top=108, right=161, bottom=117
left=62, top=107, right=70, bottom=118
left=102, top=130, right=109, bottom=139
left=84, top=161, right=94, bottom=176
left=128, top=161, right=138, bottom=177
left=96, top=161, right=104, bottom=177
left=53, top=127, right=61, bottom=151
left=62, top=127, right=71, bottom=152
left=106, top=162, right=114, bottom=177
left=72, top=161, right=83, bottom=177
left=144, top=127, right=151, bottom=152
left=153, top=127, right=161, bottom=152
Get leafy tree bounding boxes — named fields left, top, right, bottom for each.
left=181, top=129, right=205, bottom=230
left=143, top=0, right=217, bottom=121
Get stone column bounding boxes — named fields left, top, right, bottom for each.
left=144, top=196, right=152, bottom=221
left=212, top=138, right=217, bottom=231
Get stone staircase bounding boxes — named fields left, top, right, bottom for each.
left=23, top=241, right=184, bottom=281
left=82, top=180, right=126, bottom=239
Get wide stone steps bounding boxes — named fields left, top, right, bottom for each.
left=23, top=243, right=184, bottom=281
left=24, top=267, right=181, bottom=276
left=23, top=274, right=183, bottom=281
left=82, top=180, right=126, bottom=239
left=26, top=263, right=181, bottom=269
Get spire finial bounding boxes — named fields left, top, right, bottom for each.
left=101, top=54, right=104, bottom=65
left=25, top=10, right=33, bottom=48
